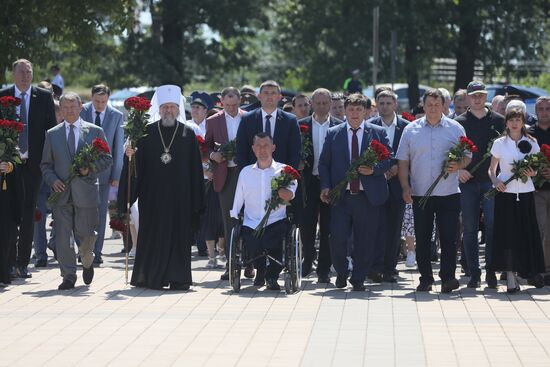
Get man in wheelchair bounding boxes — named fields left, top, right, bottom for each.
left=230, top=132, right=298, bottom=290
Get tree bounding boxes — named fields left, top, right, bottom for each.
left=0, top=0, right=134, bottom=83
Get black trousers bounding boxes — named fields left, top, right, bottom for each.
left=242, top=220, right=287, bottom=280
left=10, top=164, right=41, bottom=267
left=412, top=194, right=460, bottom=283
left=299, top=175, right=331, bottom=276
left=381, top=196, right=406, bottom=275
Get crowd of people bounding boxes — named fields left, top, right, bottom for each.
left=1, top=57, right=549, bottom=294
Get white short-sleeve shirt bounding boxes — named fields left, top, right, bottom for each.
left=490, top=135, right=540, bottom=194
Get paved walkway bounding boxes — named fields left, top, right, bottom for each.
left=1, top=235, right=550, bottom=367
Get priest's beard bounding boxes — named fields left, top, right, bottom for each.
left=161, top=117, right=176, bottom=127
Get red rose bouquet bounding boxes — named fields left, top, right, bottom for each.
left=254, top=165, right=300, bottom=238
left=123, top=96, right=151, bottom=175
left=419, top=136, right=477, bottom=208
left=109, top=212, right=128, bottom=233
left=48, top=138, right=111, bottom=205
left=328, top=139, right=390, bottom=204
left=299, top=124, right=312, bottom=167
left=533, top=144, right=550, bottom=187
left=0, top=118, right=24, bottom=190
left=196, top=135, right=208, bottom=154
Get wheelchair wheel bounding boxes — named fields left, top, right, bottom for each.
left=228, top=224, right=242, bottom=293
left=284, top=224, right=302, bottom=294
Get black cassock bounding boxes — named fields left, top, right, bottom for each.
left=129, top=121, right=204, bottom=289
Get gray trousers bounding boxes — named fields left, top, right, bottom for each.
left=534, top=190, right=550, bottom=272
left=218, top=167, right=239, bottom=244
left=94, top=183, right=110, bottom=256
left=53, top=204, right=98, bottom=282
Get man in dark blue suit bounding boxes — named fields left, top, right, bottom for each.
left=319, top=93, right=392, bottom=291
left=236, top=80, right=301, bottom=172
left=298, top=88, right=343, bottom=282
left=369, top=90, right=409, bottom=283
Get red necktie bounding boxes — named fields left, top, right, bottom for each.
left=350, top=128, right=360, bottom=193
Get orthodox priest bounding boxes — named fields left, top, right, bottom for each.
left=125, top=85, right=204, bottom=290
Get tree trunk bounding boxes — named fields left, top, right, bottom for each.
left=161, top=0, right=184, bottom=85
left=453, top=1, right=482, bottom=91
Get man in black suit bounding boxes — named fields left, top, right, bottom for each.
left=0, top=59, right=56, bottom=278
left=369, top=90, right=408, bottom=283
left=298, top=88, right=342, bottom=282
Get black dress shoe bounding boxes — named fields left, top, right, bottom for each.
left=265, top=278, right=280, bottom=291
left=368, top=272, right=383, bottom=283
left=335, top=275, right=347, bottom=289
left=58, top=279, right=75, bottom=290
left=93, top=256, right=103, bottom=265
left=416, top=280, right=433, bottom=292
left=506, top=285, right=521, bottom=294
left=467, top=278, right=480, bottom=289
left=35, top=260, right=48, bottom=268
left=253, top=275, right=266, bottom=287
left=382, top=273, right=397, bottom=283
left=83, top=265, right=94, bottom=285
left=317, top=274, right=331, bottom=284
left=544, top=274, right=550, bottom=286
left=244, top=265, right=256, bottom=279
left=220, top=270, right=229, bottom=281
left=528, top=274, right=545, bottom=288
left=17, top=266, right=32, bottom=278
left=170, top=282, right=190, bottom=291
left=441, top=278, right=460, bottom=293
left=486, top=271, right=497, bottom=289
left=351, top=282, right=366, bottom=291
left=302, top=261, right=313, bottom=277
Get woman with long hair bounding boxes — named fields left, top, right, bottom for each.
left=488, top=108, right=546, bottom=293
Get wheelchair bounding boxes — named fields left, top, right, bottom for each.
left=228, top=215, right=302, bottom=295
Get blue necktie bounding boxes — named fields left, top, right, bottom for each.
left=19, top=92, right=28, bottom=154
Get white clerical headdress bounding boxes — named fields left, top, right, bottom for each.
left=149, top=84, right=187, bottom=122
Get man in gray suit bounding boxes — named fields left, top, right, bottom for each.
left=80, top=84, right=124, bottom=265
left=41, top=92, right=113, bottom=290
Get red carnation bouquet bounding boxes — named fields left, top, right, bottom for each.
left=254, top=165, right=300, bottom=238
left=48, top=138, right=111, bottom=205
left=401, top=112, right=416, bottom=122
left=419, top=136, right=477, bottom=208
left=328, top=139, right=390, bottom=204
left=299, top=124, right=312, bottom=167
left=196, top=135, right=208, bottom=155
left=533, top=144, right=550, bottom=187
left=123, top=97, right=151, bottom=175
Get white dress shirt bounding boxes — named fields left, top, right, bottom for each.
left=14, top=85, right=31, bottom=158
left=380, top=113, right=397, bottom=147
left=311, top=115, right=330, bottom=176
left=91, top=106, right=106, bottom=127
left=346, top=122, right=365, bottom=191
left=225, top=111, right=241, bottom=167
left=64, top=118, right=82, bottom=150
left=231, top=160, right=298, bottom=229
left=261, top=109, right=278, bottom=137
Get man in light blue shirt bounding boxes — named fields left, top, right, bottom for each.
left=397, top=89, right=471, bottom=293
